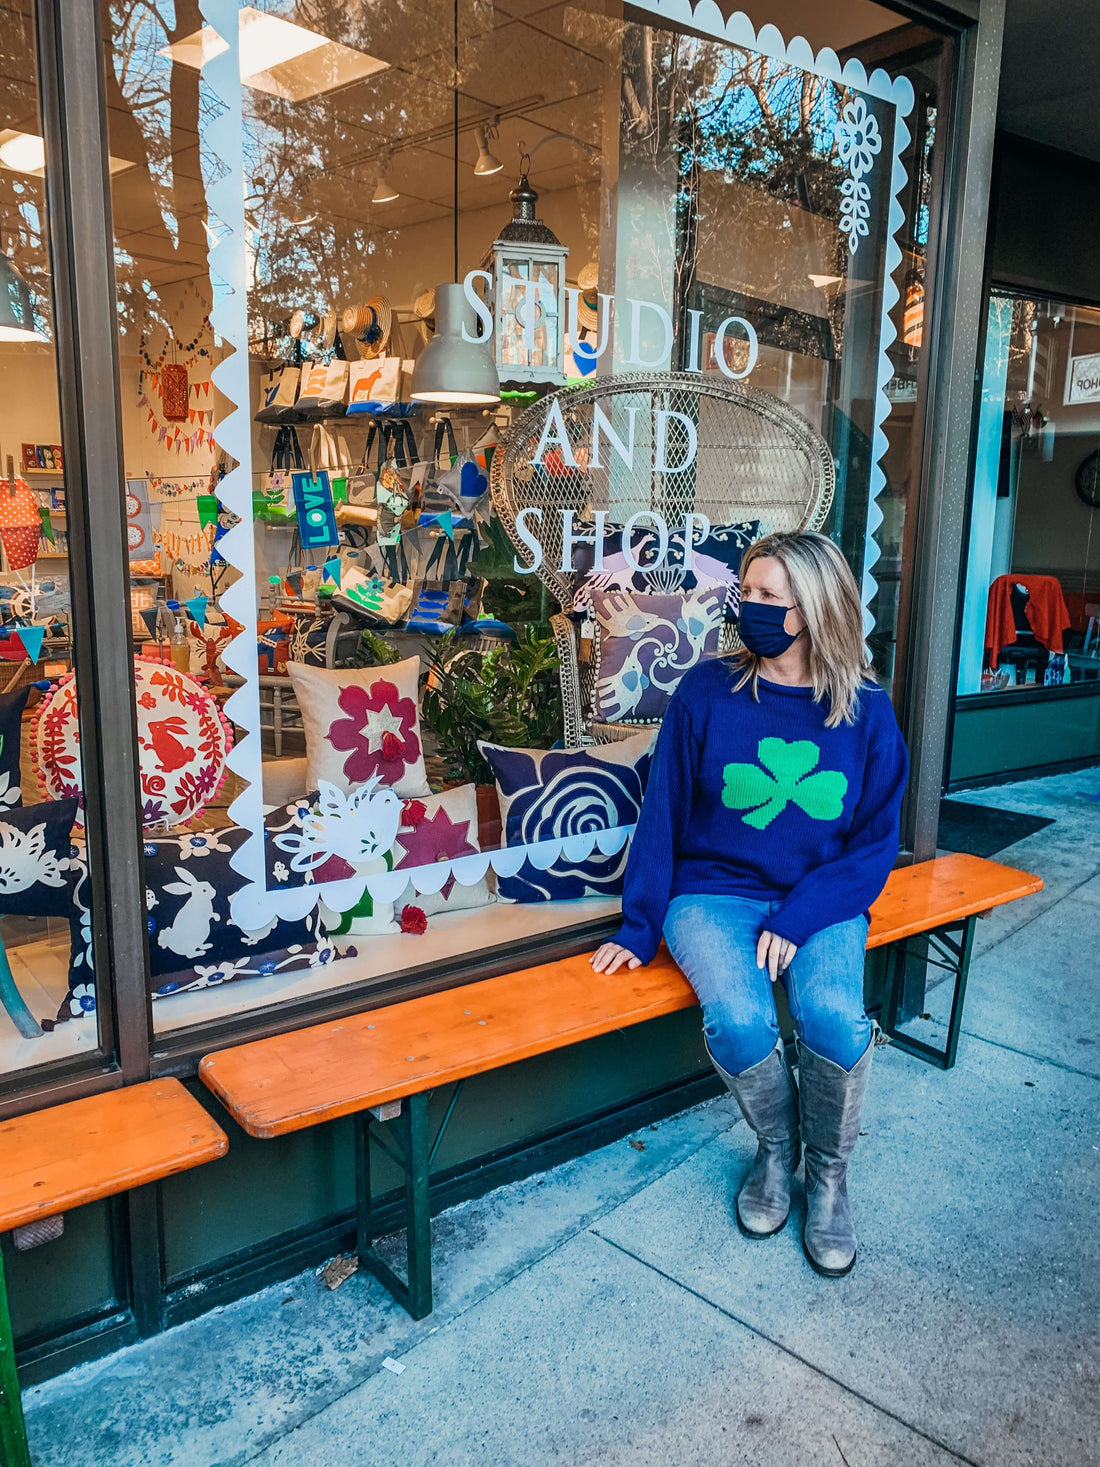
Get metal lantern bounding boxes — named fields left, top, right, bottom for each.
left=486, top=166, right=569, bottom=388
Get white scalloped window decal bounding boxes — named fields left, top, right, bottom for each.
left=202, top=0, right=912, bottom=923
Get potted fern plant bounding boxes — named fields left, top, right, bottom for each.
left=419, top=628, right=563, bottom=800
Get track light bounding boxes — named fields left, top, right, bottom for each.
left=473, top=125, right=503, bottom=177
left=371, top=156, right=399, bottom=204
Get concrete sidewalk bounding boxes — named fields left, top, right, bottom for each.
left=23, top=769, right=1100, bottom=1467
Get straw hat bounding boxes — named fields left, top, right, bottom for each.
left=355, top=294, right=392, bottom=359
left=320, top=312, right=338, bottom=352
left=413, top=287, right=436, bottom=343
left=341, top=302, right=370, bottom=333
left=289, top=308, right=319, bottom=340
left=576, top=261, right=599, bottom=332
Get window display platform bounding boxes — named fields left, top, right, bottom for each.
left=0, top=937, right=97, bottom=1077
left=151, top=896, right=622, bottom=1035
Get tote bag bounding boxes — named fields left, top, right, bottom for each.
left=297, top=359, right=349, bottom=418
left=254, top=425, right=303, bottom=523
left=347, top=356, right=402, bottom=415
left=256, top=365, right=301, bottom=424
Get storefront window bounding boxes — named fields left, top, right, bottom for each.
left=953, top=290, right=1100, bottom=780
left=0, top=13, right=106, bottom=1081
left=100, top=0, right=940, bottom=1044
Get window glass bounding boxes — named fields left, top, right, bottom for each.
left=958, top=291, right=1100, bottom=698
left=0, top=7, right=103, bottom=1082
left=103, top=0, right=940, bottom=1042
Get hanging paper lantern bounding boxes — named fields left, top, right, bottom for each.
left=32, top=656, right=234, bottom=829
left=0, top=476, right=42, bottom=569
left=160, top=362, right=190, bottom=421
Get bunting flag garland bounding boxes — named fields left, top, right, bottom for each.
left=139, top=372, right=216, bottom=458
left=437, top=509, right=455, bottom=542
left=184, top=593, right=209, bottom=629
left=323, top=555, right=342, bottom=586
left=14, top=626, right=45, bottom=665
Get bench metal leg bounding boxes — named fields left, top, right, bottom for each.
left=0, top=1246, right=33, bottom=1467
left=881, top=916, right=976, bottom=1070
left=355, top=1092, right=433, bottom=1320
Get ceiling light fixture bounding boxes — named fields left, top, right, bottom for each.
left=473, top=124, right=503, bottom=177
left=159, top=8, right=388, bottom=103
left=0, top=130, right=131, bottom=178
left=371, top=156, right=399, bottom=204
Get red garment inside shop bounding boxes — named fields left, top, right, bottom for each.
left=984, top=573, right=1072, bottom=669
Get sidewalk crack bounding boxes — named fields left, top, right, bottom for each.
left=590, top=1231, right=983, bottom=1467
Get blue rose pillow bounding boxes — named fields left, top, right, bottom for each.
left=478, top=733, right=655, bottom=902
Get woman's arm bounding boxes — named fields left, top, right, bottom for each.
left=765, top=696, right=909, bottom=949
left=610, top=692, right=700, bottom=965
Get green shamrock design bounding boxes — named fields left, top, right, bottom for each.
left=722, top=737, right=848, bottom=830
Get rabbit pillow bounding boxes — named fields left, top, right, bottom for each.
left=141, top=827, right=346, bottom=997
left=58, top=825, right=351, bottom=1009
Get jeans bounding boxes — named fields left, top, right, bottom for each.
left=663, top=893, right=871, bottom=1074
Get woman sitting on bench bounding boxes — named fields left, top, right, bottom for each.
left=591, top=531, right=908, bottom=1278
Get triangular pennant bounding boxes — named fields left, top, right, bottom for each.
left=323, top=555, right=342, bottom=587
left=438, top=509, right=454, bottom=541
left=185, top=593, right=208, bottom=629
left=15, top=626, right=45, bottom=665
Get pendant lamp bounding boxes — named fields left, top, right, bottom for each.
left=410, top=283, right=499, bottom=404
left=0, top=252, right=44, bottom=343
left=410, top=0, right=500, bottom=407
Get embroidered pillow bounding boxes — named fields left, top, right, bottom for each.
left=591, top=587, right=727, bottom=725
left=393, top=783, right=493, bottom=920
left=0, top=797, right=78, bottom=917
left=572, top=520, right=760, bottom=613
left=125, top=826, right=346, bottom=1000
left=478, top=734, right=655, bottom=902
left=287, top=657, right=430, bottom=799
left=0, top=684, right=30, bottom=810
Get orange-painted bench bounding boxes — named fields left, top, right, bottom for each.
left=198, top=854, right=1040, bottom=1321
left=0, top=1080, right=228, bottom=1467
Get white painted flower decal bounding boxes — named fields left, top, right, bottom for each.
left=274, top=777, right=403, bottom=876
left=833, top=96, right=882, bottom=254
left=0, top=818, right=67, bottom=893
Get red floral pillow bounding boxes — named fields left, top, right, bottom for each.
left=287, top=657, right=430, bottom=799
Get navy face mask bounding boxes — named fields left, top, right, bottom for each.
left=737, top=599, right=803, bottom=658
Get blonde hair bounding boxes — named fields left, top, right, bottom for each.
left=730, top=531, right=874, bottom=728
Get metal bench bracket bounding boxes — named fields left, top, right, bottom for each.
left=354, top=1079, right=466, bottom=1320
left=880, top=915, right=977, bottom=1070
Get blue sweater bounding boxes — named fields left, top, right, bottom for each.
left=614, top=660, right=909, bottom=963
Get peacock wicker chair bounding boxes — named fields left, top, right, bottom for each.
left=489, top=372, right=835, bottom=745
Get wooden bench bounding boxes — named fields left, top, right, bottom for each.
left=0, top=1080, right=228, bottom=1467
left=198, top=853, right=1041, bottom=1321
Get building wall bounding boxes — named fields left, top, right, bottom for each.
left=990, top=133, right=1100, bottom=306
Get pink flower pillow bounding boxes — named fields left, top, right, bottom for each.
left=287, top=657, right=431, bottom=799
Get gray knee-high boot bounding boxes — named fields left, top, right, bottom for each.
left=797, top=1038, right=874, bottom=1277
left=709, top=1042, right=800, bottom=1238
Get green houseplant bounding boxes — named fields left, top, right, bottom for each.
left=420, top=627, right=562, bottom=785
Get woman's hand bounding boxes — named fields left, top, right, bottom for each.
left=757, top=930, right=797, bottom=983
left=590, top=942, right=642, bottom=975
